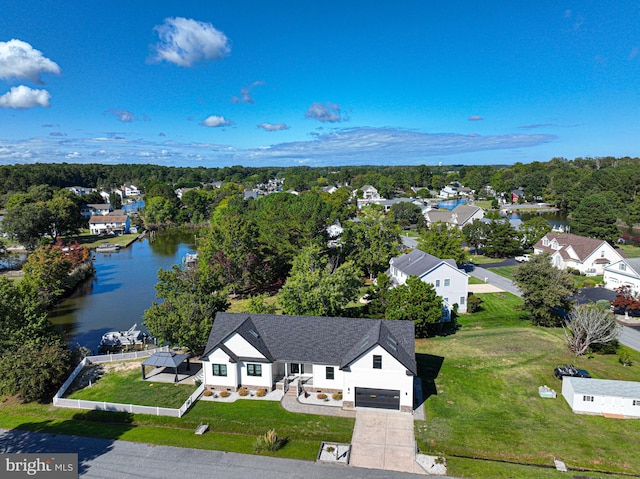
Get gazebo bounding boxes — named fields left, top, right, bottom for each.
left=142, top=351, right=191, bottom=383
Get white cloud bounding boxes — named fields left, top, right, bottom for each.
left=0, top=127, right=556, bottom=167
left=305, top=102, right=343, bottom=122
left=468, top=115, right=483, bottom=121
left=230, top=81, right=265, bottom=104
left=151, top=17, right=230, bottom=67
left=66, top=151, right=81, bottom=159
left=0, top=39, right=61, bottom=83
left=201, top=115, right=232, bottom=127
left=258, top=122, right=289, bottom=131
left=104, top=108, right=136, bottom=122
left=0, top=85, right=51, bottom=108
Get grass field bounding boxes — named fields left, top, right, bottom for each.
left=0, top=391, right=353, bottom=460
left=416, top=292, right=640, bottom=477
left=618, top=244, right=640, bottom=258
left=66, top=364, right=195, bottom=408
left=486, top=265, right=518, bottom=281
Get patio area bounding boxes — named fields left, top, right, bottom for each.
left=141, top=358, right=202, bottom=385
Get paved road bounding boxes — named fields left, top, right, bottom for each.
left=619, top=326, right=640, bottom=351
left=465, top=265, right=522, bottom=297
left=0, top=429, right=438, bottom=479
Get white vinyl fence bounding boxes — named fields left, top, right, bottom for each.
left=53, top=347, right=203, bottom=418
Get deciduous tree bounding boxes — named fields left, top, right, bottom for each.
left=513, top=253, right=577, bottom=326
left=564, top=304, right=620, bottom=356
left=418, top=222, right=467, bottom=264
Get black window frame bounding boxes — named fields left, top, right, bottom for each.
left=373, top=355, right=382, bottom=369
left=326, top=366, right=335, bottom=380
left=212, top=364, right=227, bottom=377
left=247, top=363, right=262, bottom=377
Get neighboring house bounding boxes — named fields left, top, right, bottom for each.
left=201, top=312, right=416, bottom=412
left=511, top=189, right=525, bottom=203
left=360, top=185, right=381, bottom=200
left=439, top=185, right=459, bottom=198
left=423, top=204, right=484, bottom=229
left=81, top=203, right=112, bottom=219
left=175, top=187, right=196, bottom=199
left=562, top=377, right=640, bottom=418
left=533, top=233, right=623, bottom=275
left=67, top=186, right=96, bottom=196
left=322, top=185, right=338, bottom=194
left=88, top=210, right=130, bottom=235
left=243, top=190, right=259, bottom=200
left=388, top=248, right=469, bottom=315
left=604, top=258, right=640, bottom=294
left=124, top=185, right=142, bottom=197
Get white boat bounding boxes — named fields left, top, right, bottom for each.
left=99, top=323, right=146, bottom=352
left=95, top=243, right=121, bottom=253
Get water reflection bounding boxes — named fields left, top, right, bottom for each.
left=50, top=230, right=197, bottom=352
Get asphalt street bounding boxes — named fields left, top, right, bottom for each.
left=0, top=429, right=435, bottom=479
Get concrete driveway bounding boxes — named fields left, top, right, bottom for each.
left=349, top=410, right=425, bottom=475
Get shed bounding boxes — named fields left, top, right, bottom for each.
left=562, top=377, right=640, bottom=418
left=142, top=351, right=191, bottom=383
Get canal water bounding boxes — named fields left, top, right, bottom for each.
left=49, top=230, right=197, bottom=352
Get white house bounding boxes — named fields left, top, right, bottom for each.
left=88, top=210, right=130, bottom=235
left=388, top=248, right=469, bottom=314
left=562, top=377, right=640, bottom=418
left=533, top=233, right=623, bottom=275
left=439, top=185, right=459, bottom=198
left=80, top=203, right=112, bottom=219
left=604, top=258, right=640, bottom=294
left=423, top=204, right=484, bottom=230
left=201, top=312, right=416, bottom=412
left=123, top=185, right=142, bottom=197
left=360, top=185, right=381, bottom=200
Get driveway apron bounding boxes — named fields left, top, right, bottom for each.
left=349, top=410, right=425, bottom=474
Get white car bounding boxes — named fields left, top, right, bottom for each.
left=515, top=254, right=531, bottom=263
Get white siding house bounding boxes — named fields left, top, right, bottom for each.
left=389, top=248, right=469, bottom=314
left=533, top=233, right=623, bottom=275
left=562, top=377, right=640, bottom=418
left=201, top=313, right=416, bottom=412
left=604, top=258, right=640, bottom=294
left=88, top=211, right=130, bottom=235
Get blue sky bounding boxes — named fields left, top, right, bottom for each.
left=1, top=1, right=639, bottom=168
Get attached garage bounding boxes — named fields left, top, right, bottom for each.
left=355, top=387, right=400, bottom=410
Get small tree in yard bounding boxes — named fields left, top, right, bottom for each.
left=564, top=304, right=620, bottom=356
left=513, top=253, right=577, bottom=327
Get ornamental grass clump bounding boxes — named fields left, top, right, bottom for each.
left=238, top=387, right=249, bottom=396
left=253, top=429, right=288, bottom=453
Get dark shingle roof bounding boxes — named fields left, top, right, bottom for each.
left=142, top=351, right=190, bottom=368
left=203, top=313, right=416, bottom=375
left=390, top=248, right=452, bottom=277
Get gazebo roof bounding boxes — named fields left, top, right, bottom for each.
left=142, top=351, right=190, bottom=368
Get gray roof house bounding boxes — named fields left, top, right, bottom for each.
left=389, top=248, right=469, bottom=314
left=423, top=204, right=484, bottom=229
left=201, top=312, right=416, bottom=412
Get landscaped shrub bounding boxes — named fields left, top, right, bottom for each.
left=256, top=387, right=267, bottom=397
left=219, top=390, right=230, bottom=398
left=317, top=393, right=327, bottom=400
left=238, top=387, right=249, bottom=396
left=253, top=429, right=288, bottom=453
left=332, top=392, right=342, bottom=401
left=618, top=346, right=633, bottom=366
left=583, top=279, right=596, bottom=288
left=203, top=389, right=213, bottom=397
left=467, top=294, right=483, bottom=313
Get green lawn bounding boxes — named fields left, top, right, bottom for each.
left=618, top=243, right=640, bottom=258
left=70, top=232, right=139, bottom=248
left=487, top=265, right=518, bottom=281
left=468, top=276, right=485, bottom=284
left=66, top=364, right=195, bottom=408
left=572, top=274, right=604, bottom=288
left=468, top=254, right=501, bottom=265
left=1, top=390, right=353, bottom=461
left=416, top=292, right=640, bottom=477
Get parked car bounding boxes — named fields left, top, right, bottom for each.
left=554, top=364, right=591, bottom=380
left=515, top=254, right=531, bottom=263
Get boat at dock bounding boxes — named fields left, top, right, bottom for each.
left=99, top=323, right=150, bottom=352
left=95, top=243, right=121, bottom=253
